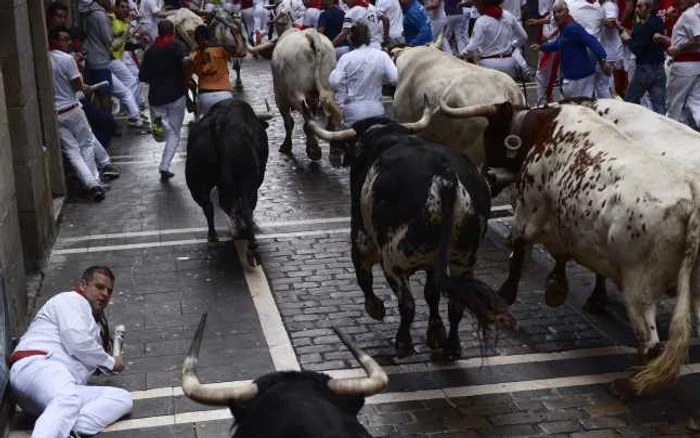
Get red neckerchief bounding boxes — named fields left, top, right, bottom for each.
left=154, top=34, right=175, bottom=48
left=74, top=289, right=100, bottom=322
left=355, top=0, right=369, bottom=7
left=478, top=6, right=503, bottom=19
left=558, top=14, right=575, bottom=28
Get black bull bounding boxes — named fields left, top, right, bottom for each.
left=306, top=116, right=516, bottom=359
left=185, top=99, right=270, bottom=265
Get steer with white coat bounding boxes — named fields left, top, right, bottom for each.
left=440, top=100, right=700, bottom=397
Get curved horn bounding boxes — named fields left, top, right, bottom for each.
left=305, top=117, right=357, bottom=142
left=439, top=98, right=498, bottom=119
left=327, top=327, right=388, bottom=397
left=430, top=31, right=445, bottom=49
left=182, top=314, right=258, bottom=406
left=399, top=94, right=432, bottom=132
left=247, top=39, right=277, bottom=54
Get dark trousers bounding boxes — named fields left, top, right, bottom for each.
left=625, top=63, right=667, bottom=115
left=81, top=98, right=117, bottom=149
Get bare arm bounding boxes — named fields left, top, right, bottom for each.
left=333, top=28, right=349, bottom=46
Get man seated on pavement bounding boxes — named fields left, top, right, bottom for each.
left=49, top=26, right=112, bottom=202
left=9, top=266, right=132, bottom=438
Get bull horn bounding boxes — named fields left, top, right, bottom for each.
left=306, top=119, right=357, bottom=142
left=327, top=327, right=388, bottom=397
left=247, top=40, right=276, bottom=54
left=431, top=31, right=445, bottom=49
left=399, top=94, right=432, bottom=132
left=439, top=98, right=498, bottom=119
left=182, top=314, right=258, bottom=406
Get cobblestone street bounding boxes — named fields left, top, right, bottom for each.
left=9, top=57, right=700, bottom=437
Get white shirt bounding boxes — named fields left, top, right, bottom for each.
left=464, top=10, right=528, bottom=57
left=14, top=292, right=115, bottom=385
left=49, top=50, right=82, bottom=112
left=427, top=0, right=447, bottom=22
left=569, top=0, right=604, bottom=40
left=280, top=0, right=307, bottom=25
left=140, top=0, right=163, bottom=39
left=376, top=0, right=404, bottom=40
left=503, top=0, right=526, bottom=21
left=600, top=2, right=623, bottom=62
left=330, top=44, right=397, bottom=104
left=343, top=4, right=384, bottom=48
left=671, top=4, right=700, bottom=76
left=304, top=7, right=322, bottom=28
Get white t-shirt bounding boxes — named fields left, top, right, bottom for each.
left=503, top=0, right=526, bottom=21
left=304, top=7, right=322, bottom=28
left=49, top=50, right=82, bottom=112
left=464, top=10, right=528, bottom=57
left=569, top=0, right=604, bottom=40
left=427, top=0, right=446, bottom=22
left=600, top=2, right=623, bottom=62
left=671, top=4, right=700, bottom=76
left=376, top=0, right=404, bottom=40
left=140, top=0, right=164, bottom=39
left=343, top=4, right=384, bottom=48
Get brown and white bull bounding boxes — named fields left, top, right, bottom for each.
left=440, top=100, right=700, bottom=397
left=263, top=28, right=342, bottom=161
left=393, top=47, right=525, bottom=165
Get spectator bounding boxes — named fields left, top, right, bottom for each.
left=601, top=0, right=627, bottom=96
left=623, top=0, right=667, bottom=113
left=141, top=0, right=172, bottom=42
left=303, top=0, right=324, bottom=27
left=377, top=0, right=404, bottom=46
left=49, top=26, right=108, bottom=202
left=333, top=0, right=384, bottom=58
left=441, top=0, right=467, bottom=54
left=319, top=0, right=348, bottom=43
left=139, top=20, right=192, bottom=181
left=9, top=266, right=131, bottom=438
left=526, top=0, right=561, bottom=103
left=462, top=0, right=529, bottom=79
left=400, top=0, right=434, bottom=45
left=569, top=0, right=612, bottom=97
left=81, top=0, right=114, bottom=114
left=425, top=0, right=447, bottom=44
left=536, top=0, right=611, bottom=98
left=47, top=1, right=70, bottom=29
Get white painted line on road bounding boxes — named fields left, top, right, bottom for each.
left=234, top=239, right=300, bottom=372
left=59, top=217, right=353, bottom=243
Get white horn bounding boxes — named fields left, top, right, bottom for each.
left=182, top=314, right=258, bottom=406
left=439, top=98, right=498, bottom=118
left=327, top=327, right=388, bottom=397
left=306, top=119, right=357, bottom=142
left=399, top=94, right=432, bottom=132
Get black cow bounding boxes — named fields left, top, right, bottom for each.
left=185, top=98, right=270, bottom=266
left=305, top=112, right=515, bottom=360
left=182, top=314, right=388, bottom=438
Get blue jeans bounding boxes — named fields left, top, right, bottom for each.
left=625, top=63, right=667, bottom=115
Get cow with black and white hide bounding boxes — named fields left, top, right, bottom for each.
left=185, top=99, right=271, bottom=266
left=182, top=314, right=388, bottom=438
left=305, top=107, right=515, bottom=359
left=439, top=99, right=700, bottom=397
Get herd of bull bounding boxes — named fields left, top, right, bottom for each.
left=177, top=20, right=700, bottom=438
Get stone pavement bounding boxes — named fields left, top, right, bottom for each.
left=8, top=57, right=700, bottom=437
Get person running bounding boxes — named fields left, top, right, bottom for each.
left=190, top=25, right=237, bottom=120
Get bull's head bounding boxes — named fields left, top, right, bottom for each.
left=182, top=314, right=388, bottom=413
left=303, top=95, right=433, bottom=166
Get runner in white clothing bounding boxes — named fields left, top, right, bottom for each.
left=376, top=0, right=405, bottom=45
left=333, top=0, right=385, bottom=57
left=140, top=0, right=168, bottom=43
left=10, top=266, right=131, bottom=438
left=569, top=0, right=611, bottom=97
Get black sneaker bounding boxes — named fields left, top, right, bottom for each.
left=160, top=170, right=175, bottom=181
left=101, top=164, right=121, bottom=180
left=90, top=186, right=106, bottom=202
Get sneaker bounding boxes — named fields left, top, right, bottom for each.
left=127, top=118, right=144, bottom=128
left=90, top=186, right=106, bottom=202
left=101, top=164, right=121, bottom=180
left=160, top=170, right=175, bottom=181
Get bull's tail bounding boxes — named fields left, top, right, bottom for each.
left=630, top=181, right=700, bottom=395
left=433, top=176, right=458, bottom=296
left=305, top=30, right=342, bottom=127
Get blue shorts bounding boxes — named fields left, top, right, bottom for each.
left=86, top=68, right=113, bottom=95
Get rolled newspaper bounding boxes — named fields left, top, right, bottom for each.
left=87, top=80, right=111, bottom=92
left=112, top=324, right=126, bottom=357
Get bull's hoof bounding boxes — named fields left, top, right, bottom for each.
left=426, top=321, right=447, bottom=349
left=306, top=144, right=322, bottom=161
left=329, top=149, right=343, bottom=168
left=583, top=293, right=607, bottom=314
left=207, top=232, right=219, bottom=243
left=235, top=79, right=243, bottom=90
left=498, top=281, right=517, bottom=306
left=246, top=248, right=261, bottom=267
left=442, top=339, right=462, bottom=361
left=364, top=295, right=385, bottom=321
left=279, top=142, right=292, bottom=154
left=395, top=341, right=415, bottom=358
left=611, top=377, right=637, bottom=401
left=544, top=277, right=568, bottom=308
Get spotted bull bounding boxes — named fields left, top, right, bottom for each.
left=185, top=99, right=271, bottom=266
left=182, top=314, right=387, bottom=437
left=439, top=100, right=700, bottom=397
left=305, top=105, right=515, bottom=359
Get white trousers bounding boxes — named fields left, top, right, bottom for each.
left=152, top=95, right=186, bottom=172
left=343, top=100, right=385, bottom=126
left=667, top=65, right=700, bottom=128
left=481, top=57, right=518, bottom=79
left=593, top=64, right=612, bottom=99
left=442, top=14, right=468, bottom=55
left=197, top=91, right=234, bottom=121
left=562, top=74, right=595, bottom=99
left=122, top=51, right=146, bottom=107
left=110, top=59, right=140, bottom=118
left=10, top=356, right=132, bottom=438
left=57, top=107, right=101, bottom=189
left=430, top=17, right=447, bottom=44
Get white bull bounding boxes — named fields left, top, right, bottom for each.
left=440, top=100, right=700, bottom=398
left=393, top=46, right=525, bottom=165
left=268, top=28, right=342, bottom=161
